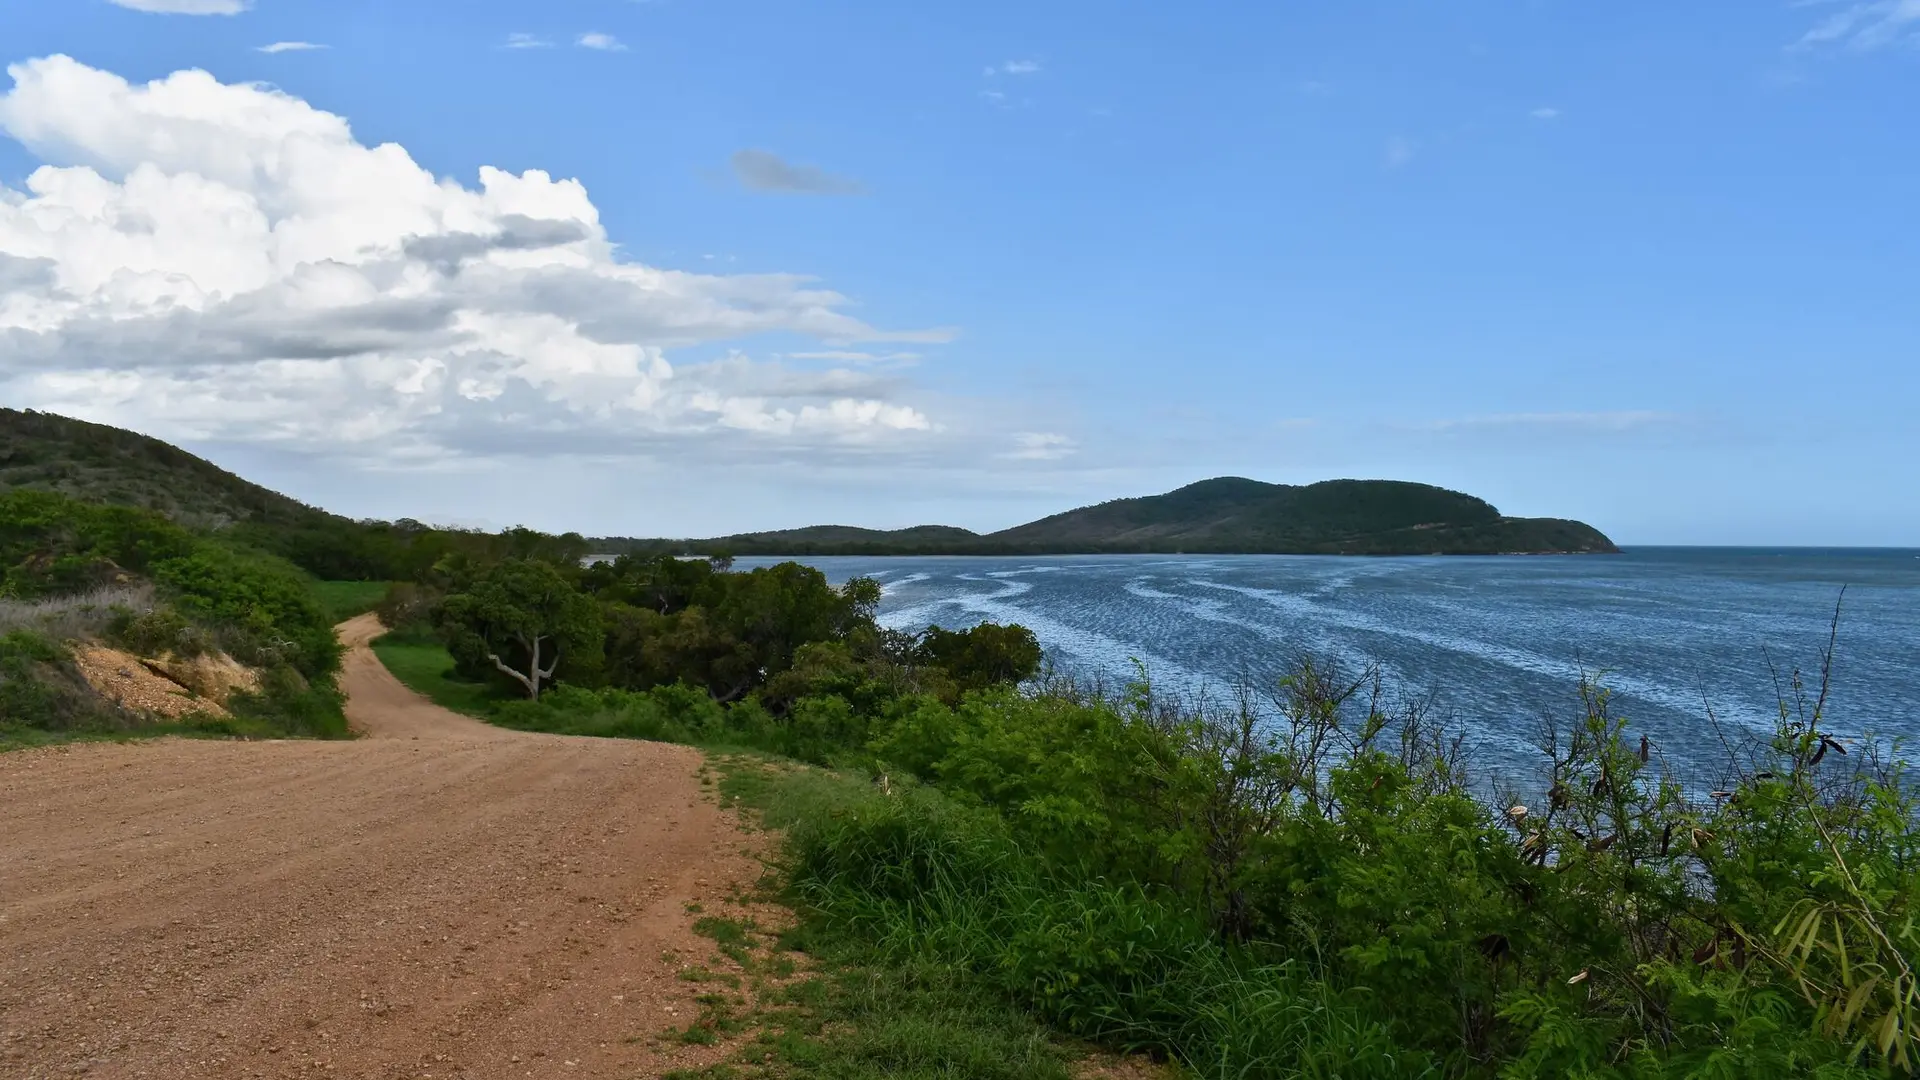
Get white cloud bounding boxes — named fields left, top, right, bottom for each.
left=999, top=59, right=1041, bottom=75
left=1795, top=0, right=1920, bottom=50
left=1002, top=432, right=1076, bottom=461
left=1530, top=106, right=1561, bottom=120
left=1384, top=135, right=1416, bottom=168
left=107, top=0, right=250, bottom=13
left=257, top=42, right=328, bottom=54
left=504, top=33, right=553, bottom=49
left=0, top=55, right=951, bottom=463
left=577, top=32, right=628, bottom=52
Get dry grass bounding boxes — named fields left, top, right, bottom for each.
left=0, top=583, right=155, bottom=642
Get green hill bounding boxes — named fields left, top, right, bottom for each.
left=0, top=409, right=423, bottom=579
left=2, top=410, right=1616, bottom=558
left=611, top=477, right=1618, bottom=557
left=0, top=408, right=339, bottom=533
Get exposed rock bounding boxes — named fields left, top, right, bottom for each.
left=142, top=651, right=260, bottom=704
left=71, top=645, right=228, bottom=719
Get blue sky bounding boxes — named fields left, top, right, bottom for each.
left=0, top=1, right=1914, bottom=544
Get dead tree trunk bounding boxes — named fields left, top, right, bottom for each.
left=487, top=631, right=559, bottom=699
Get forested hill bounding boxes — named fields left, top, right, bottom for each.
left=0, top=408, right=560, bottom=581
left=0, top=408, right=336, bottom=533
left=601, top=477, right=1620, bottom=557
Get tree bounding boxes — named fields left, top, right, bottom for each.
left=915, top=622, right=1043, bottom=694
left=440, top=559, right=599, bottom=699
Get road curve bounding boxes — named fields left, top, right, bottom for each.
left=0, top=614, right=761, bottom=1078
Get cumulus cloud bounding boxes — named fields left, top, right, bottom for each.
left=730, top=150, right=865, bottom=195
left=576, top=32, right=628, bottom=52
left=108, top=0, right=250, bottom=12
left=1795, top=0, right=1920, bottom=50
left=257, top=42, right=328, bottom=54
left=0, top=56, right=948, bottom=462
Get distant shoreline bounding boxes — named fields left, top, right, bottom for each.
left=587, top=547, right=1622, bottom=564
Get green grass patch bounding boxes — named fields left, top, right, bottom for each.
left=369, top=635, right=505, bottom=718
left=642, top=754, right=1083, bottom=1080
left=311, top=580, right=392, bottom=624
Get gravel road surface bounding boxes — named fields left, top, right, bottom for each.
left=0, top=614, right=762, bottom=1078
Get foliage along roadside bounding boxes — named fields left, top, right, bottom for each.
left=379, top=551, right=1918, bottom=1077
left=0, top=489, right=349, bottom=745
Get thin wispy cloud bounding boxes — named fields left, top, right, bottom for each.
left=787, top=351, right=922, bottom=366
left=983, top=59, right=1042, bottom=76
left=1002, top=432, right=1077, bottom=461
left=1530, top=106, right=1561, bottom=120
left=1425, top=411, right=1676, bottom=433
left=256, top=42, right=328, bottom=55
left=107, top=0, right=249, bottom=12
left=504, top=33, right=553, bottom=49
left=577, top=32, right=629, bottom=52
left=1384, top=135, right=1417, bottom=169
left=1794, top=0, right=1920, bottom=50
left=730, top=150, right=864, bottom=195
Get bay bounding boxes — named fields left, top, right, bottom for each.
left=741, top=548, right=1920, bottom=781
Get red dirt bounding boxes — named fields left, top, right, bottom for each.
left=0, top=613, right=764, bottom=1078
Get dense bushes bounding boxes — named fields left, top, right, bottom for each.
left=0, top=490, right=345, bottom=739
left=0, top=630, right=125, bottom=735
left=749, top=659, right=1916, bottom=1078
left=413, top=552, right=1041, bottom=729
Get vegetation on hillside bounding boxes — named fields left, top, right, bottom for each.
left=0, top=408, right=595, bottom=582
left=596, top=478, right=1620, bottom=557
left=0, top=489, right=348, bottom=744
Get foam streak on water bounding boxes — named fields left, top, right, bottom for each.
left=746, top=549, right=1920, bottom=776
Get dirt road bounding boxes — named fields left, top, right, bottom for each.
left=0, top=614, right=763, bottom=1079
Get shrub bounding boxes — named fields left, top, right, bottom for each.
left=0, top=629, right=130, bottom=733
left=151, top=546, right=339, bottom=678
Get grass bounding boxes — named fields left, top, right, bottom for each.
left=638, top=753, right=1122, bottom=1080
left=0, top=583, right=154, bottom=641
left=369, top=633, right=503, bottom=718
left=0, top=716, right=269, bottom=753
left=311, top=580, right=392, bottom=625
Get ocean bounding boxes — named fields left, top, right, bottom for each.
left=739, top=549, right=1920, bottom=783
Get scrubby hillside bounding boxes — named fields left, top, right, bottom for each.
left=0, top=489, right=347, bottom=746
left=0, top=408, right=334, bottom=532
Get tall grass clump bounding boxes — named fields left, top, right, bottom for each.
left=0, top=583, right=154, bottom=641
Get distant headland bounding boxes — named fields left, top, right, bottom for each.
left=594, top=477, right=1620, bottom=557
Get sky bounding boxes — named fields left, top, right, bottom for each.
left=0, top=1, right=1914, bottom=544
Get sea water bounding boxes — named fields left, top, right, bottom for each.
left=741, top=549, right=1920, bottom=782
